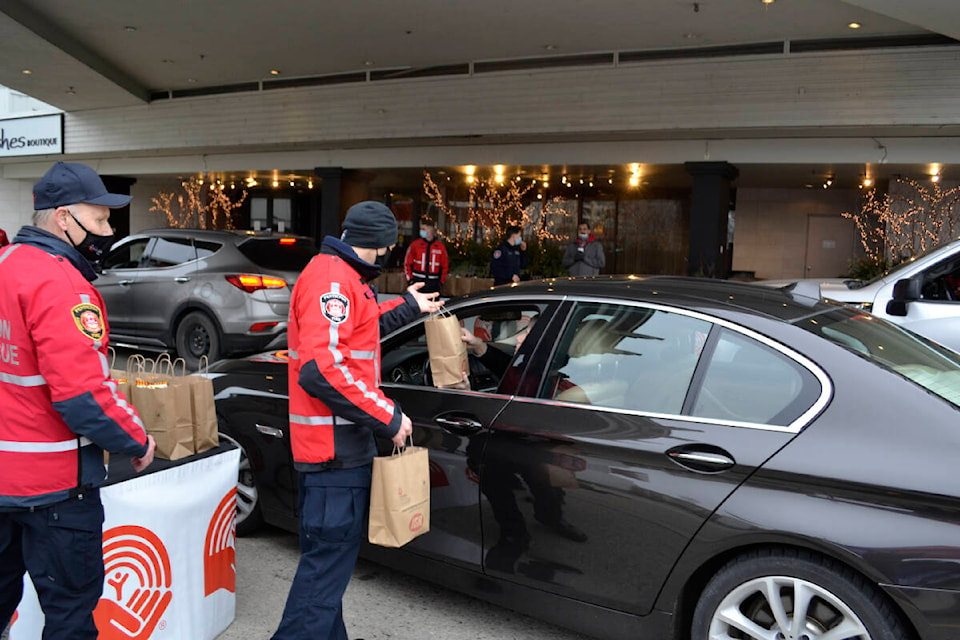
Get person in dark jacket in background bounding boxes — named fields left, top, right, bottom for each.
left=490, top=225, right=528, bottom=286
left=272, top=201, right=443, bottom=640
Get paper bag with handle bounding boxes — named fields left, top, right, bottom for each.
left=129, top=357, right=195, bottom=460
left=187, top=355, right=220, bottom=453
left=155, top=354, right=220, bottom=455
left=368, top=440, right=430, bottom=547
left=423, top=309, right=469, bottom=388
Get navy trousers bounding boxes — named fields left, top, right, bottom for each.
left=271, top=465, right=372, bottom=640
left=0, top=491, right=105, bottom=640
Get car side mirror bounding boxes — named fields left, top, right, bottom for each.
left=886, top=277, right=921, bottom=316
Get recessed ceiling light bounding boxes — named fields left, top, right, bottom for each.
left=22, top=69, right=31, bottom=75
left=683, top=33, right=701, bottom=40
left=848, top=22, right=862, bottom=29
left=761, top=0, right=775, bottom=4
left=186, top=78, right=197, bottom=83
left=363, top=60, right=374, bottom=66
left=269, top=69, right=280, bottom=75
left=124, top=25, right=137, bottom=32
left=544, top=44, right=557, bottom=51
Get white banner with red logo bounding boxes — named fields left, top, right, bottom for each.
left=11, top=447, right=240, bottom=640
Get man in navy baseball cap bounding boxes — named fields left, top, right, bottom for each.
left=33, top=161, right=132, bottom=210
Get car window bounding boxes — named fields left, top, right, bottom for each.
left=143, top=236, right=197, bottom=268
left=101, top=237, right=149, bottom=270
left=194, top=239, right=222, bottom=259
left=798, top=307, right=960, bottom=408
left=381, top=303, right=546, bottom=393
left=237, top=238, right=317, bottom=271
left=919, top=253, right=960, bottom=302
left=542, top=302, right=711, bottom=414
left=690, top=328, right=821, bottom=426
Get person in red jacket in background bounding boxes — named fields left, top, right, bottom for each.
left=0, top=161, right=156, bottom=638
left=404, top=216, right=448, bottom=295
left=0, top=228, right=8, bottom=247
left=272, top=201, right=443, bottom=640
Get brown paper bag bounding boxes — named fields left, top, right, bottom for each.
left=129, top=361, right=195, bottom=461
left=188, top=356, right=220, bottom=453
left=161, top=356, right=219, bottom=455
left=424, top=311, right=469, bottom=387
left=368, top=444, right=430, bottom=547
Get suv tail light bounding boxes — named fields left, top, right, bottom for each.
left=225, top=274, right=288, bottom=293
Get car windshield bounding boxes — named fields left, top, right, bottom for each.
left=238, top=238, right=317, bottom=271
left=796, top=307, right=960, bottom=408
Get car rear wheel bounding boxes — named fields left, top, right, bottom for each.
left=175, top=310, right=221, bottom=371
left=692, top=548, right=909, bottom=640
left=218, top=431, right=264, bottom=536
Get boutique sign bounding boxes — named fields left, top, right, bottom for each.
left=0, top=113, right=63, bottom=157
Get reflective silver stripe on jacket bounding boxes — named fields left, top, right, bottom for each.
left=350, top=350, right=375, bottom=360
left=0, top=372, right=47, bottom=387
left=0, top=244, right=19, bottom=265
left=289, top=414, right=335, bottom=426
left=288, top=350, right=299, bottom=360
left=0, top=436, right=94, bottom=453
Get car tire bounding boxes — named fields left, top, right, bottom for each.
left=692, top=548, right=909, bottom=640
left=219, top=431, right=264, bottom=536
left=175, top=310, right=221, bottom=371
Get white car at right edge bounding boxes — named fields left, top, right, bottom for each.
left=759, top=237, right=960, bottom=353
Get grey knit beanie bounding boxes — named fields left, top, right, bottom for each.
left=340, top=201, right=398, bottom=249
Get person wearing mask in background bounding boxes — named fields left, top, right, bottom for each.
left=490, top=225, right=528, bottom=286
left=404, top=216, right=448, bottom=295
left=562, top=221, right=605, bottom=277
left=272, top=201, right=444, bottom=640
left=0, top=161, right=156, bottom=638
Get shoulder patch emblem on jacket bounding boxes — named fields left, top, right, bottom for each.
left=492, top=250, right=502, bottom=259
left=320, top=292, right=350, bottom=324
left=71, top=303, right=104, bottom=340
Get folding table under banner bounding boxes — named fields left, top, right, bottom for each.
left=10, top=443, right=240, bottom=640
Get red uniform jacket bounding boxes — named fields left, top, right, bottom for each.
left=288, top=237, right=420, bottom=471
left=0, top=228, right=148, bottom=509
left=404, top=237, right=448, bottom=285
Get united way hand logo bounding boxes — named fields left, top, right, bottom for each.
left=204, top=488, right=237, bottom=596
left=94, top=525, right=173, bottom=640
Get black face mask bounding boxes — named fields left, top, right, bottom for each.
left=374, top=249, right=391, bottom=268
left=66, top=213, right=114, bottom=265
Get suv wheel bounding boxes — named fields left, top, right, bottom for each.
left=176, top=311, right=221, bottom=370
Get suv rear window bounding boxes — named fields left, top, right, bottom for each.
left=238, top=238, right=317, bottom=271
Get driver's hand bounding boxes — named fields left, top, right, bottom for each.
left=460, top=327, right=486, bottom=356
left=392, top=414, right=413, bottom=448
left=438, top=370, right=470, bottom=390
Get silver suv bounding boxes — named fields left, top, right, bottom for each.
left=96, top=228, right=317, bottom=369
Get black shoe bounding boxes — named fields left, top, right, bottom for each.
left=551, top=519, right=588, bottom=542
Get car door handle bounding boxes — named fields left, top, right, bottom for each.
left=255, top=424, right=284, bottom=438
left=118, top=279, right=134, bottom=286
left=666, top=445, right=735, bottom=473
left=434, top=416, right=483, bottom=434
left=174, top=276, right=191, bottom=283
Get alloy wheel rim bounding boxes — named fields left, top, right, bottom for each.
left=219, top=433, right=258, bottom=523
left=708, top=575, right=870, bottom=640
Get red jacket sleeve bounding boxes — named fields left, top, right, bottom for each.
left=403, top=241, right=416, bottom=281
left=28, top=264, right=147, bottom=456
left=295, top=271, right=400, bottom=437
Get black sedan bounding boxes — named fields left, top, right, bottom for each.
left=209, top=276, right=960, bottom=640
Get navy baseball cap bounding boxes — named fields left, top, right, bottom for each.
left=33, top=161, right=132, bottom=210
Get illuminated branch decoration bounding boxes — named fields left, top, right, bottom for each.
left=422, top=171, right=571, bottom=250
left=843, top=177, right=960, bottom=262
left=150, top=179, right=248, bottom=230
